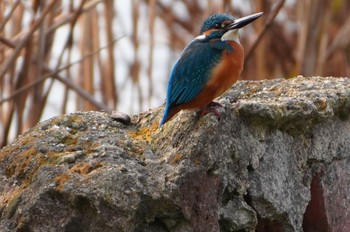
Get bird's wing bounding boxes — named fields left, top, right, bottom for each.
left=166, top=40, right=223, bottom=108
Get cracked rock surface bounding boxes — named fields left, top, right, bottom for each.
left=1, top=76, right=350, bottom=231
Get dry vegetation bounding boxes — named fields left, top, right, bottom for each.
left=0, top=0, right=349, bottom=147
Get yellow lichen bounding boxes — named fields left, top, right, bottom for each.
left=128, top=122, right=159, bottom=144
left=314, top=98, right=328, bottom=111
left=53, top=162, right=104, bottom=191
left=54, top=173, right=71, bottom=191
left=168, top=153, right=184, bottom=165
left=4, top=146, right=37, bottom=179
left=0, top=186, right=26, bottom=214
left=70, top=162, right=103, bottom=175
left=2, top=192, right=23, bottom=219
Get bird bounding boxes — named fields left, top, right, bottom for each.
left=160, top=12, right=263, bottom=126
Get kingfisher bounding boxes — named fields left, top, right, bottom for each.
left=160, top=12, right=263, bottom=126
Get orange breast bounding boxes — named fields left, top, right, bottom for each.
left=206, top=41, right=244, bottom=99
left=183, top=41, right=244, bottom=109
left=165, top=41, right=244, bottom=122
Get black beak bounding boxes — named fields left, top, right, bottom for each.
left=227, top=12, right=263, bottom=30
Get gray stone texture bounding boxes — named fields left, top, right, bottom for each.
left=0, top=76, right=350, bottom=232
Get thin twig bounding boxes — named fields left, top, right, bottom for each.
left=0, top=0, right=57, bottom=80
left=326, top=15, right=350, bottom=59
left=51, top=68, right=112, bottom=113
left=45, top=0, right=102, bottom=35
left=245, top=0, right=285, bottom=61
left=147, top=0, right=156, bottom=107
left=0, top=36, right=123, bottom=109
left=0, top=36, right=16, bottom=48
left=0, top=0, right=21, bottom=32
left=39, top=0, right=87, bottom=116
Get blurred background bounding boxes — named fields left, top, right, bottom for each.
left=0, top=0, right=349, bottom=147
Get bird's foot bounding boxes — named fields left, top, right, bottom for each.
left=199, top=101, right=223, bottom=120
left=206, top=101, right=223, bottom=108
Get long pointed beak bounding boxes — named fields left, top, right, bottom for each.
left=228, top=12, right=263, bottom=30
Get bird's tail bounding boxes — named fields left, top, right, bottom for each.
left=159, top=107, right=179, bottom=127
left=160, top=108, right=170, bottom=126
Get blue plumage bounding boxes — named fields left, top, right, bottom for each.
left=160, top=12, right=263, bottom=126
left=160, top=36, right=233, bottom=125
left=200, top=14, right=235, bottom=34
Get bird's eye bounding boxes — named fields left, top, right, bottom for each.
left=214, top=23, right=221, bottom=29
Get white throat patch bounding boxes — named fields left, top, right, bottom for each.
left=195, top=34, right=206, bottom=40
left=221, top=30, right=240, bottom=43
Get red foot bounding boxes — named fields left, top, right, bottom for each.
left=207, top=101, right=222, bottom=108
left=199, top=101, right=223, bottom=120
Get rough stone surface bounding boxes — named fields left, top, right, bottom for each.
left=1, top=76, right=350, bottom=232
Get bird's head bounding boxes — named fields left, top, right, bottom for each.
left=198, top=12, right=263, bottom=43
